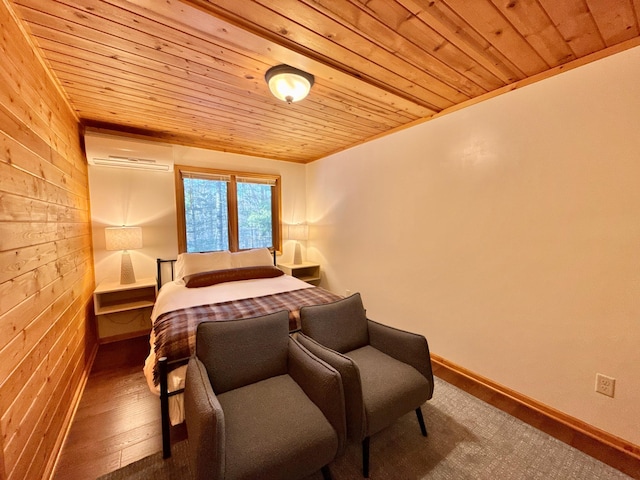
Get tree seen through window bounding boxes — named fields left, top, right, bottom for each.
left=177, top=167, right=280, bottom=253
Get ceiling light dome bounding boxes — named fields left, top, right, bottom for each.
left=265, top=65, right=315, bottom=104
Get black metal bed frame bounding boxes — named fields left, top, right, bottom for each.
left=158, top=354, right=188, bottom=458
left=156, top=258, right=186, bottom=458
left=154, top=250, right=278, bottom=458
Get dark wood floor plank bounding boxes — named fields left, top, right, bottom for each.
left=55, top=450, right=121, bottom=480
left=52, top=337, right=164, bottom=480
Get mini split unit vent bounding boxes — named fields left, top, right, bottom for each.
left=84, top=129, right=175, bottom=172
left=89, top=155, right=172, bottom=171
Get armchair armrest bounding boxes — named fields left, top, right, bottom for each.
left=184, top=357, right=225, bottom=480
left=367, top=319, right=434, bottom=399
left=295, top=332, right=366, bottom=442
left=288, top=336, right=347, bottom=456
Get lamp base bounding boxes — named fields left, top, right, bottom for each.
left=120, top=251, right=137, bottom=284
left=293, top=242, right=303, bottom=265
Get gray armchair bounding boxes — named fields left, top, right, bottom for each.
left=296, top=293, right=434, bottom=478
left=184, top=310, right=346, bottom=480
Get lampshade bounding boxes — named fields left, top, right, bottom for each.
left=105, top=226, right=143, bottom=284
left=286, top=224, right=309, bottom=241
left=105, top=226, right=143, bottom=251
left=265, top=65, right=315, bottom=104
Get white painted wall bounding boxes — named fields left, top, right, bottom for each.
left=89, top=146, right=307, bottom=285
left=306, top=46, right=640, bottom=446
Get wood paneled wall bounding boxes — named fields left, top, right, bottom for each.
left=0, top=2, right=96, bottom=479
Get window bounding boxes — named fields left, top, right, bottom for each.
left=176, top=165, right=281, bottom=253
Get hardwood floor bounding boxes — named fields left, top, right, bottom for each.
left=52, top=336, right=185, bottom=480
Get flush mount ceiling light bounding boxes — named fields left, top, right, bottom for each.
left=265, top=65, right=315, bottom=104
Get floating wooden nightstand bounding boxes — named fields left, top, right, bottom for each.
left=93, top=277, right=157, bottom=343
left=277, top=262, right=321, bottom=286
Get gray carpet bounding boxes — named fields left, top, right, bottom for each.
left=97, top=377, right=632, bottom=479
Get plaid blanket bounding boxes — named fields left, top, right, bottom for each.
left=152, top=286, right=341, bottom=385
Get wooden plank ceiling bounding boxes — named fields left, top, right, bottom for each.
left=10, top=0, right=640, bottom=163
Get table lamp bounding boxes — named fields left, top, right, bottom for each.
left=287, top=224, right=309, bottom=265
left=105, top=226, right=143, bottom=284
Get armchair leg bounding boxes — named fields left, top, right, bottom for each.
left=362, top=437, right=370, bottom=478
left=416, top=407, right=428, bottom=437
left=321, top=465, right=332, bottom=480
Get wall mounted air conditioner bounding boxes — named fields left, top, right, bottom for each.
left=89, top=155, right=172, bottom=171
left=84, top=129, right=175, bottom=172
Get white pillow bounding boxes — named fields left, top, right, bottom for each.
left=175, top=251, right=232, bottom=279
left=230, top=248, right=274, bottom=268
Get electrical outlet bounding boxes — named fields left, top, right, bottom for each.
left=595, top=373, right=615, bottom=398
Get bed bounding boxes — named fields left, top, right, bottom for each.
left=143, top=248, right=342, bottom=457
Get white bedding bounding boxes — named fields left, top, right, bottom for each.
left=152, top=274, right=313, bottom=321
left=143, top=274, right=313, bottom=424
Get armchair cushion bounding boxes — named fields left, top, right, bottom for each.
left=347, top=345, right=432, bottom=436
left=196, top=311, right=289, bottom=394
left=218, top=374, right=338, bottom=480
left=300, top=293, right=369, bottom=353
